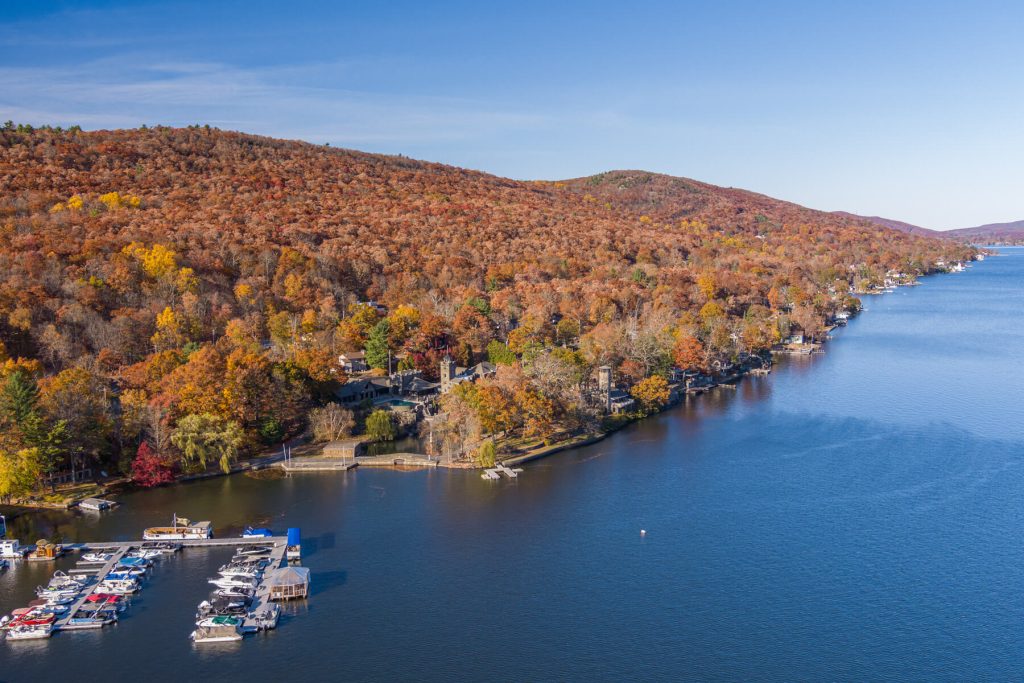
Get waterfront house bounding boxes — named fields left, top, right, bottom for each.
left=334, top=377, right=391, bottom=406
left=439, top=358, right=497, bottom=392
left=608, top=388, right=636, bottom=414
left=338, top=351, right=369, bottom=373
left=389, top=369, right=440, bottom=396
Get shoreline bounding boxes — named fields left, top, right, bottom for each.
left=3, top=260, right=979, bottom=514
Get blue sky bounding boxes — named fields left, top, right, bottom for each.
left=2, top=0, right=1022, bottom=229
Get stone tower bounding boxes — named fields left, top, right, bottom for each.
left=440, top=357, right=456, bottom=393
left=598, top=365, right=612, bottom=413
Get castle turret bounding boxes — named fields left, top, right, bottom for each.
left=440, top=357, right=456, bottom=392
left=598, top=365, right=612, bottom=413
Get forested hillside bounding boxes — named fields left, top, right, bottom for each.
left=0, top=124, right=976, bottom=490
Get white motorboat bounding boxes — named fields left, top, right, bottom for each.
left=208, top=575, right=258, bottom=590
left=212, top=586, right=256, bottom=600
left=39, top=603, right=70, bottom=615
left=6, top=624, right=53, bottom=640
left=42, top=593, right=76, bottom=606
left=247, top=604, right=280, bottom=631
left=47, top=570, right=83, bottom=588
left=81, top=552, right=115, bottom=563
left=127, top=549, right=163, bottom=561
left=218, top=564, right=264, bottom=579
left=107, top=565, right=146, bottom=577
left=36, top=586, right=80, bottom=601
left=94, top=578, right=139, bottom=595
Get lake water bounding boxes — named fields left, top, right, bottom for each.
left=3, top=250, right=1023, bottom=681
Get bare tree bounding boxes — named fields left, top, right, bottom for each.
left=309, top=403, right=355, bottom=442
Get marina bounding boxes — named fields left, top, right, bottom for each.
left=1, top=525, right=307, bottom=644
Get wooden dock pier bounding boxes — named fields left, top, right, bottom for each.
left=240, top=541, right=288, bottom=634
left=66, top=537, right=288, bottom=551
left=481, top=463, right=523, bottom=480
left=53, top=545, right=130, bottom=631
left=5, top=534, right=304, bottom=643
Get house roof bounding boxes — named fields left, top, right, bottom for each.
left=333, top=377, right=390, bottom=400
left=407, top=377, right=440, bottom=392
left=454, top=361, right=497, bottom=381
left=267, top=565, right=310, bottom=587
left=339, top=351, right=366, bottom=360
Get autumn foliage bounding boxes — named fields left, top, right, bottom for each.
left=0, top=124, right=976, bottom=478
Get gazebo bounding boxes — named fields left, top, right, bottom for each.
left=268, top=566, right=310, bottom=601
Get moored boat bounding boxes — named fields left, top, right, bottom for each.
left=242, top=526, right=273, bottom=538
left=191, top=623, right=242, bottom=643
left=6, top=624, right=53, bottom=640
left=143, top=515, right=213, bottom=541
left=94, top=577, right=139, bottom=595
left=64, top=610, right=117, bottom=629
left=80, top=551, right=115, bottom=563
left=208, top=575, right=258, bottom=590
left=195, top=614, right=243, bottom=629
left=247, top=603, right=281, bottom=631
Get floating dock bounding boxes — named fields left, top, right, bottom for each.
left=482, top=464, right=523, bottom=480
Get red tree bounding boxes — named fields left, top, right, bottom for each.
left=131, top=441, right=175, bottom=488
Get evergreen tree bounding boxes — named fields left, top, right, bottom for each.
left=1, top=370, right=40, bottom=432
left=364, top=319, right=391, bottom=370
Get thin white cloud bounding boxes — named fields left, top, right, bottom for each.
left=0, top=58, right=552, bottom=147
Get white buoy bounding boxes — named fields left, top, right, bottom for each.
left=640, top=529, right=646, bottom=537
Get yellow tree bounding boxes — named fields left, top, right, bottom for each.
left=151, top=307, right=185, bottom=350
left=630, top=375, right=670, bottom=414
left=514, top=387, right=556, bottom=440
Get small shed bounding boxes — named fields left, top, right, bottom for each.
left=268, top=566, right=310, bottom=601
left=322, top=438, right=366, bottom=459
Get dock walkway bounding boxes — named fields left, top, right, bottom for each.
left=65, top=537, right=288, bottom=551
left=241, top=541, right=288, bottom=633
left=54, top=545, right=130, bottom=631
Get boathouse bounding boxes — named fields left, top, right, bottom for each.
left=268, top=566, right=310, bottom=601
left=322, top=438, right=366, bottom=459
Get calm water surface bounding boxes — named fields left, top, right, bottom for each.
left=3, top=250, right=1023, bottom=682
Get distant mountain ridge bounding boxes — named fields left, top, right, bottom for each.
left=837, top=212, right=1024, bottom=245
left=945, top=219, right=1024, bottom=244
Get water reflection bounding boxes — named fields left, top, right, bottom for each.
left=3, top=251, right=1024, bottom=682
